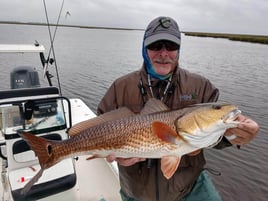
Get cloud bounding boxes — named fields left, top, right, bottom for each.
left=1, top=0, right=268, bottom=35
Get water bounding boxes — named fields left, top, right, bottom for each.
left=1, top=24, right=268, bottom=200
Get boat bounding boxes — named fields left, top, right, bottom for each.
left=0, top=44, right=121, bottom=201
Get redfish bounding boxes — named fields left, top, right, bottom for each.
left=19, top=98, right=240, bottom=194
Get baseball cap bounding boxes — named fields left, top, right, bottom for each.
left=144, top=16, right=181, bottom=47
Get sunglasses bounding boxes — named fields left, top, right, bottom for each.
left=146, top=41, right=180, bottom=51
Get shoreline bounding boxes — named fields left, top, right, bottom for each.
left=0, top=21, right=143, bottom=31
left=183, top=31, right=268, bottom=45
left=1, top=21, right=267, bottom=45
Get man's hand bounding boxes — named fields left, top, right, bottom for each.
left=224, top=114, right=259, bottom=145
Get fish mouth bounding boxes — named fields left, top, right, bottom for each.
left=222, top=109, right=241, bottom=123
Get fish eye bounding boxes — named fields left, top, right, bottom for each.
left=212, top=105, right=222, bottom=110
left=47, top=144, right=52, bottom=155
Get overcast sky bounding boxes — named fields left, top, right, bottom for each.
left=1, top=0, right=268, bottom=35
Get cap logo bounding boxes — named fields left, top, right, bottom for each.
left=153, top=17, right=171, bottom=32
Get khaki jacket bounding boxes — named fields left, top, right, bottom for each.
left=97, top=65, right=221, bottom=201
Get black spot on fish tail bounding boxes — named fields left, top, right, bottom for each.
left=48, top=144, right=52, bottom=155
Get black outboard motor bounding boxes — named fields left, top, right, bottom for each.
left=10, top=66, right=40, bottom=89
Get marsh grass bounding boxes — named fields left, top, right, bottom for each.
left=183, top=32, right=268, bottom=45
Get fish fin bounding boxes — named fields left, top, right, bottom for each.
left=68, top=107, right=134, bottom=136
left=140, top=98, right=169, bottom=115
left=20, top=169, right=44, bottom=195
left=152, top=121, right=185, bottom=143
left=18, top=131, right=55, bottom=169
left=161, top=156, right=181, bottom=179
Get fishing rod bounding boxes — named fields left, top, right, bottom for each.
left=41, top=0, right=65, bottom=95
left=41, top=0, right=73, bottom=130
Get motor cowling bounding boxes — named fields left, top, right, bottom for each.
left=10, top=66, right=40, bottom=89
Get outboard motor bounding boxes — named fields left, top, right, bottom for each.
left=10, top=66, right=40, bottom=89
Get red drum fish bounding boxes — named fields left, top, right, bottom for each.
left=19, top=99, right=241, bottom=194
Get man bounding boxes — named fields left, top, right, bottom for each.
left=97, top=16, right=259, bottom=201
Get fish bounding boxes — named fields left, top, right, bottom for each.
left=18, top=98, right=241, bottom=194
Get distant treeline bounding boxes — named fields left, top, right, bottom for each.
left=1, top=21, right=267, bottom=45
left=0, top=20, right=142, bottom=31
left=183, top=32, right=268, bottom=45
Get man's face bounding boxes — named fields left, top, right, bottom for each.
left=146, top=40, right=179, bottom=76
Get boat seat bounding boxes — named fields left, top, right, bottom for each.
left=12, top=174, right=76, bottom=201
left=6, top=131, right=76, bottom=201
left=9, top=133, right=76, bottom=201
left=0, top=87, right=59, bottom=103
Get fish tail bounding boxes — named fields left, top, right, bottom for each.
left=18, top=131, right=54, bottom=169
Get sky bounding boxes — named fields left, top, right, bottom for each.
left=1, top=0, right=268, bottom=35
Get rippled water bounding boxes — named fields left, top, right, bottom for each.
left=1, top=24, right=268, bottom=200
